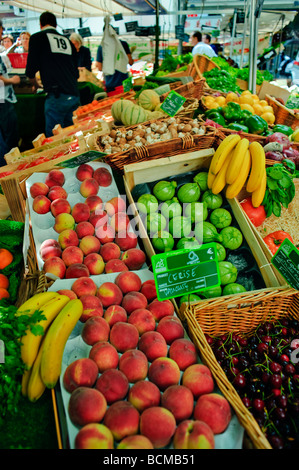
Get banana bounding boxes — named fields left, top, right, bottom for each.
left=211, top=149, right=234, bottom=194
left=225, top=138, right=250, bottom=184
left=209, top=134, right=241, bottom=176
left=21, top=368, right=31, bottom=397
left=20, top=295, right=70, bottom=370
left=27, top=337, right=46, bottom=402
left=41, top=299, right=83, bottom=389
left=246, top=141, right=266, bottom=193
left=290, top=128, right=299, bottom=142
left=16, top=291, right=60, bottom=317
left=207, top=165, right=216, bottom=189
left=226, top=149, right=251, bottom=199
left=251, top=167, right=267, bottom=207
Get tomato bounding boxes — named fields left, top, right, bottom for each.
left=263, top=231, right=294, bottom=255
left=240, top=197, right=266, bottom=227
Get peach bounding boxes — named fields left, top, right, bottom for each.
left=80, top=294, right=104, bottom=322
left=68, top=386, right=107, bottom=426
left=29, top=182, right=49, bottom=198
left=117, top=435, right=154, bottom=450
left=95, top=369, right=129, bottom=405
left=114, top=229, right=138, bottom=251
left=138, top=331, right=168, bottom=362
left=115, top=271, right=142, bottom=294
left=63, top=358, right=99, bottom=393
left=156, top=315, right=184, bottom=345
left=105, top=196, right=126, bottom=217
left=80, top=178, right=99, bottom=197
left=128, top=380, right=161, bottom=413
left=76, top=163, right=94, bottom=181
left=32, top=195, right=51, bottom=214
left=71, top=202, right=90, bottom=223
left=109, top=322, right=139, bottom=353
left=71, top=276, right=97, bottom=297
left=45, top=169, right=65, bottom=188
left=79, top=235, right=101, bottom=256
left=193, top=393, right=232, bottom=434
left=118, top=349, right=148, bottom=383
left=47, top=185, right=68, bottom=201
left=140, top=279, right=157, bottom=302
left=89, top=341, right=119, bottom=372
left=147, top=298, right=174, bottom=321
left=66, top=263, right=90, bottom=279
left=139, top=406, right=176, bottom=449
left=128, top=308, right=156, bottom=335
left=83, top=252, right=105, bottom=276
left=95, top=224, right=115, bottom=244
left=97, top=282, right=123, bottom=308
left=43, top=256, right=66, bottom=279
left=103, top=400, right=139, bottom=441
left=168, top=338, right=197, bottom=371
left=161, top=385, right=194, bottom=422
left=104, top=305, right=127, bottom=327
left=50, top=198, right=71, bottom=217
left=148, top=357, right=181, bottom=391
left=39, top=239, right=62, bottom=261
left=54, top=213, right=75, bottom=233
left=85, top=195, right=103, bottom=213
left=100, top=242, right=121, bottom=262
left=105, top=259, right=129, bottom=273
left=62, top=246, right=84, bottom=266
left=182, top=364, right=214, bottom=398
left=75, top=221, right=95, bottom=239
left=57, top=289, right=77, bottom=300
left=89, top=210, right=108, bottom=228
left=81, top=316, right=110, bottom=346
left=110, top=212, right=130, bottom=233
left=121, top=248, right=146, bottom=271
left=93, top=167, right=112, bottom=187
left=75, top=423, right=114, bottom=450
left=58, top=229, right=79, bottom=249
left=173, top=420, right=215, bottom=449
left=121, top=291, right=148, bottom=315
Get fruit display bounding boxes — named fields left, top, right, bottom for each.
left=34, top=269, right=243, bottom=449
left=26, top=165, right=147, bottom=279
left=206, top=316, right=299, bottom=449
left=74, top=98, right=120, bottom=118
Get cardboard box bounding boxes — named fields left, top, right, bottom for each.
left=258, top=81, right=290, bottom=102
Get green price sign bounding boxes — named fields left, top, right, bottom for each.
left=152, top=243, right=220, bottom=301
left=123, top=77, right=133, bottom=93
left=57, top=150, right=107, bottom=168
left=160, top=90, right=186, bottom=117
left=271, top=238, right=299, bottom=290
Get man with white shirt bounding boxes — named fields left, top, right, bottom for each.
left=191, top=31, right=217, bottom=58
left=25, top=11, right=80, bottom=136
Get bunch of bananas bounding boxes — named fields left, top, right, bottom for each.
left=208, top=134, right=266, bottom=207
left=17, top=291, right=83, bottom=402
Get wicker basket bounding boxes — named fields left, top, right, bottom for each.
left=192, top=54, right=220, bottom=80
left=159, top=79, right=206, bottom=102
left=266, top=94, right=299, bottom=130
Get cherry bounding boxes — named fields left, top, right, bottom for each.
left=277, top=395, right=288, bottom=408
left=270, top=374, right=282, bottom=389
left=274, top=407, right=286, bottom=420
left=257, top=342, right=268, bottom=354
left=272, top=388, right=281, bottom=397
left=242, top=397, right=251, bottom=408
left=262, top=371, right=271, bottom=384
left=281, top=327, right=288, bottom=336
left=238, top=337, right=248, bottom=347
left=270, top=362, right=282, bottom=374
left=268, top=435, right=284, bottom=449
left=284, top=363, right=295, bottom=376
left=268, top=345, right=279, bottom=358
left=204, top=334, right=214, bottom=345
left=252, top=398, right=265, bottom=412
left=233, top=373, right=247, bottom=389
left=231, top=356, right=239, bottom=366
left=261, top=335, right=271, bottom=344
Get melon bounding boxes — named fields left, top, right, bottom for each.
left=121, top=105, right=147, bottom=126
left=138, top=89, right=160, bottom=111
left=111, top=99, right=134, bottom=122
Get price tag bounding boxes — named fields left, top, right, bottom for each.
left=122, top=77, right=133, bottom=93
left=57, top=150, right=107, bottom=168
left=160, top=90, right=186, bottom=117
left=152, top=243, right=220, bottom=301
left=271, top=238, right=299, bottom=290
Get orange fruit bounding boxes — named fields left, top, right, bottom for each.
left=0, top=248, right=13, bottom=269
left=0, top=273, right=9, bottom=289
left=0, top=287, right=10, bottom=300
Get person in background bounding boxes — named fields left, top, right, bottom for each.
left=0, top=20, right=20, bottom=165
left=2, top=34, right=14, bottom=51
left=69, top=32, right=92, bottom=71
left=95, top=25, right=133, bottom=93
left=203, top=33, right=223, bottom=55
left=191, top=31, right=217, bottom=58
left=9, top=31, right=30, bottom=53
left=25, top=11, right=80, bottom=137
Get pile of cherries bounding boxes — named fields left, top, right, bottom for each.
left=205, top=317, right=299, bottom=449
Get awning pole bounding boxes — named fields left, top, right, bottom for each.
left=154, top=0, right=160, bottom=70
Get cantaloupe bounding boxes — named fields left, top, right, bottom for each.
left=111, top=99, right=134, bottom=122
left=121, top=105, right=147, bottom=126
left=138, top=89, right=160, bottom=111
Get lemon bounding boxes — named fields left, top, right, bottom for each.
left=241, top=90, right=252, bottom=95
left=239, top=94, right=254, bottom=106
left=240, top=103, right=255, bottom=114
left=215, top=96, right=226, bottom=106
left=252, top=104, right=263, bottom=116
left=261, top=112, right=275, bottom=124
left=259, top=99, right=268, bottom=107
left=226, top=92, right=239, bottom=103
left=262, top=105, right=274, bottom=114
